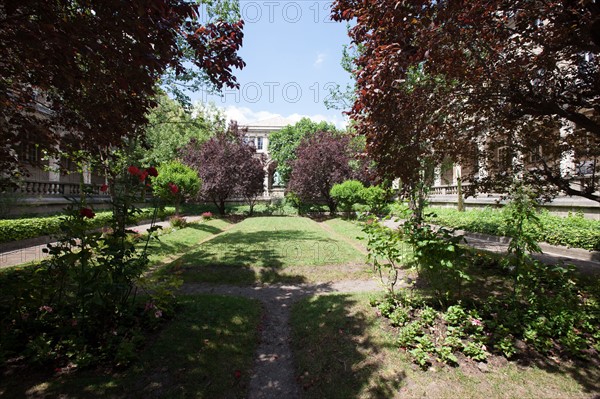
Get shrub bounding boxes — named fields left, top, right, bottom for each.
left=169, top=215, right=188, bottom=228
left=359, top=185, right=389, bottom=214
left=426, top=206, right=600, bottom=250
left=0, top=164, right=180, bottom=369
left=154, top=161, right=201, bottom=215
left=330, top=180, right=365, bottom=214
left=0, top=207, right=175, bottom=244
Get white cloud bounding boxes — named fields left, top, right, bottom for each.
left=313, top=52, right=327, bottom=68
left=220, top=105, right=348, bottom=129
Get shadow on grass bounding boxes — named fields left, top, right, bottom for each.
left=167, top=229, right=345, bottom=285
left=186, top=222, right=226, bottom=235
left=0, top=295, right=261, bottom=399
left=291, top=294, right=405, bottom=398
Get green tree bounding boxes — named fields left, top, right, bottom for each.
left=154, top=161, right=201, bottom=215
left=140, top=96, right=224, bottom=166
left=268, top=118, right=337, bottom=183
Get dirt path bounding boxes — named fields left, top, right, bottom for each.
left=179, top=279, right=382, bottom=399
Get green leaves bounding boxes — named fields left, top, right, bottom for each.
left=427, top=206, right=600, bottom=251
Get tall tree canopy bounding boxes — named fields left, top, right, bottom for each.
left=139, top=96, right=225, bottom=167
left=0, top=0, right=245, bottom=182
left=268, top=118, right=338, bottom=184
left=287, top=131, right=353, bottom=213
left=181, top=122, right=264, bottom=215
left=332, top=0, right=600, bottom=201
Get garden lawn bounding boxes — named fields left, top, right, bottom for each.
left=0, top=295, right=261, bottom=399
left=322, top=218, right=367, bottom=244
left=291, top=293, right=599, bottom=399
left=162, top=216, right=369, bottom=285
left=145, top=218, right=233, bottom=265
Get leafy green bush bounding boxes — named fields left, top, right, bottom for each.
left=154, top=161, right=201, bottom=215
left=330, top=180, right=365, bottom=214
left=359, top=185, right=389, bottom=214
left=0, top=207, right=175, bottom=244
left=369, top=257, right=600, bottom=369
left=284, top=192, right=327, bottom=215
left=426, top=207, right=600, bottom=250
left=0, top=164, right=180, bottom=369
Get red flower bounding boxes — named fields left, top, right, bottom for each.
left=168, top=182, right=179, bottom=194
left=139, top=171, right=149, bottom=182
left=147, top=166, right=158, bottom=177
left=234, top=370, right=241, bottom=379
left=100, top=184, right=108, bottom=192
left=128, top=165, right=140, bottom=175
left=80, top=207, right=96, bottom=219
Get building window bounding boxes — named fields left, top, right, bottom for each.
left=257, top=137, right=263, bottom=150
left=19, top=144, right=40, bottom=163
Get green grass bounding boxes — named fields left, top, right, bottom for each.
left=0, top=295, right=261, bottom=399
left=322, top=218, right=367, bottom=244
left=291, top=293, right=599, bottom=399
left=145, top=218, right=233, bottom=265
left=163, top=216, right=369, bottom=285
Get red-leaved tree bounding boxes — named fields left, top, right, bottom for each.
left=287, top=131, right=353, bottom=213
left=0, top=0, right=245, bottom=183
left=332, top=0, right=600, bottom=202
left=181, top=122, right=264, bottom=215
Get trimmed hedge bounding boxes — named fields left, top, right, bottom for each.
left=0, top=207, right=175, bottom=244
left=426, top=207, right=600, bottom=251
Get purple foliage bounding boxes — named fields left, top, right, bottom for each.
left=181, top=122, right=264, bottom=214
left=288, top=131, right=353, bottom=213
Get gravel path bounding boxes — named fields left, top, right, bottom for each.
left=180, top=280, right=382, bottom=399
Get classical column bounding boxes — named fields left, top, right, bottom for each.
left=48, top=157, right=60, bottom=182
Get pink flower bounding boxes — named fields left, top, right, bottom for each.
left=39, top=305, right=53, bottom=313
left=100, top=184, right=108, bottom=192
left=201, top=211, right=212, bottom=218
left=154, top=310, right=163, bottom=318
left=128, top=165, right=140, bottom=175
left=71, top=319, right=78, bottom=327
left=144, top=301, right=156, bottom=311
left=80, top=207, right=96, bottom=219
left=470, top=318, right=482, bottom=327
left=147, top=167, right=158, bottom=177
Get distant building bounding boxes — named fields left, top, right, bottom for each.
left=242, top=116, right=296, bottom=200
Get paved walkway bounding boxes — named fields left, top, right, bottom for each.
left=382, top=218, right=600, bottom=274
left=0, top=216, right=203, bottom=269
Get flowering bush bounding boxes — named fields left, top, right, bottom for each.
left=201, top=211, right=213, bottom=219
left=153, top=161, right=200, bottom=215
left=169, top=215, right=188, bottom=228
left=0, top=161, right=180, bottom=368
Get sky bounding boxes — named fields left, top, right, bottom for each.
left=191, top=1, right=354, bottom=128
